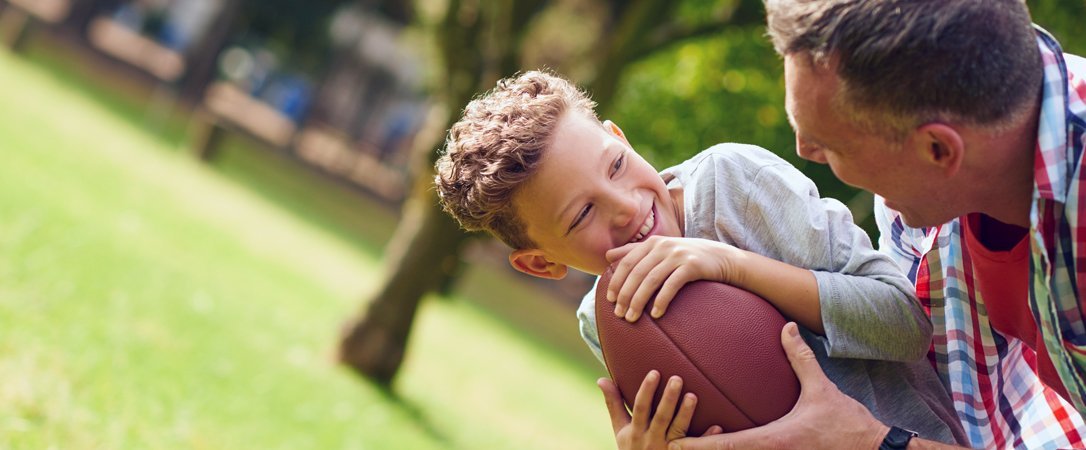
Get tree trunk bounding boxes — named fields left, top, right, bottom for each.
left=178, top=0, right=242, bottom=102
left=336, top=175, right=471, bottom=386
left=336, top=0, right=502, bottom=387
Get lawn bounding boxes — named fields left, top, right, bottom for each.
left=0, top=45, right=613, bottom=449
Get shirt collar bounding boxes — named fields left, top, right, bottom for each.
left=1032, top=25, right=1072, bottom=203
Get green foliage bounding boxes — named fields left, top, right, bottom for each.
left=611, top=2, right=1086, bottom=236
left=613, top=25, right=863, bottom=226
left=1030, top=0, right=1086, bottom=55
left=235, top=0, right=347, bottom=72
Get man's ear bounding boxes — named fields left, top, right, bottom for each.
left=509, top=249, right=568, bottom=280
left=911, top=123, right=965, bottom=177
left=602, top=119, right=631, bottom=146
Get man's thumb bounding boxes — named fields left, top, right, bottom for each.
left=781, top=322, right=827, bottom=387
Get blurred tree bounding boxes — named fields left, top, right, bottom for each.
left=337, top=0, right=764, bottom=387
left=233, top=0, right=344, bottom=74
left=338, top=0, right=1086, bottom=389
left=610, top=0, right=1086, bottom=235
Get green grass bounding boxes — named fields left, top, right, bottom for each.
left=0, top=46, right=613, bottom=449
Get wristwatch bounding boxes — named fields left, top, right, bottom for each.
left=879, top=426, right=919, bottom=450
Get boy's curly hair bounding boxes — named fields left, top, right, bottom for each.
left=435, top=71, right=597, bottom=249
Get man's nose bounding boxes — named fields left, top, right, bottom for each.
left=796, top=136, right=828, bottom=164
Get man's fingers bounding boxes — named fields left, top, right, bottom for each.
left=700, top=425, right=723, bottom=436
left=780, top=322, right=829, bottom=389
left=669, top=425, right=775, bottom=450
left=597, top=377, right=632, bottom=434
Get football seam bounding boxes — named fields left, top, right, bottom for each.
left=647, top=314, right=759, bottom=427
left=597, top=312, right=757, bottom=428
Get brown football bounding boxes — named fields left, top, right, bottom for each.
left=595, top=268, right=800, bottom=434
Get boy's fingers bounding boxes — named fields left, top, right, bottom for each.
left=646, top=267, right=695, bottom=319
left=608, top=249, right=639, bottom=303
left=650, top=376, right=683, bottom=436
left=615, top=253, right=666, bottom=320
left=606, top=244, right=642, bottom=301
left=627, top=263, right=677, bottom=321
left=631, top=370, right=661, bottom=430
left=597, top=378, right=631, bottom=434
left=666, top=392, right=697, bottom=441
left=605, top=244, right=634, bottom=265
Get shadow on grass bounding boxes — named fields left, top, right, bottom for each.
left=210, top=135, right=397, bottom=259
left=372, top=379, right=451, bottom=444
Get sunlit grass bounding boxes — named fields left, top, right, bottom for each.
left=0, top=46, right=612, bottom=449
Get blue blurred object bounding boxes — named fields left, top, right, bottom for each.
left=112, top=3, right=146, bottom=30
left=256, top=73, right=313, bottom=123
left=157, top=21, right=188, bottom=51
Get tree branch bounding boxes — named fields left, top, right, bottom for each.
left=632, top=0, right=765, bottom=63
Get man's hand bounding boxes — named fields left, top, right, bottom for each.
left=605, top=237, right=740, bottom=322
left=599, top=369, right=723, bottom=450
left=667, top=322, right=888, bottom=450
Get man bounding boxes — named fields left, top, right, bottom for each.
left=602, top=0, right=1086, bottom=448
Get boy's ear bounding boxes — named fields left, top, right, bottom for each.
left=602, top=119, right=631, bottom=146
left=509, top=249, right=568, bottom=280
left=911, top=123, right=965, bottom=177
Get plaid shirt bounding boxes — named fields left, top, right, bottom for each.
left=876, top=29, right=1086, bottom=449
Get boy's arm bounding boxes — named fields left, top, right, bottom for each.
left=739, top=162, right=930, bottom=362
left=606, top=237, right=825, bottom=335
left=606, top=146, right=929, bottom=361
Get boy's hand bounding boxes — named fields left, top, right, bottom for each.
left=598, top=370, right=722, bottom=450
left=605, top=236, right=743, bottom=322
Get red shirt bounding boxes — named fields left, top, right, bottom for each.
left=962, top=213, right=1070, bottom=400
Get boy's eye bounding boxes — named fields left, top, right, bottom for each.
left=610, top=153, right=625, bottom=176
left=568, top=204, right=592, bottom=233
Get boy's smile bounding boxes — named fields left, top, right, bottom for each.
left=509, top=111, right=684, bottom=278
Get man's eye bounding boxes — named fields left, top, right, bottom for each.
left=569, top=204, right=592, bottom=232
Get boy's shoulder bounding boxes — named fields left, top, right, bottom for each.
left=662, top=143, right=790, bottom=181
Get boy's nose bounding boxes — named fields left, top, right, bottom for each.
left=610, top=195, right=638, bottom=228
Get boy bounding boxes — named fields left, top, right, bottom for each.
left=434, top=71, right=967, bottom=448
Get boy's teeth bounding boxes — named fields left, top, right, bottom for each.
left=640, top=210, right=654, bottom=235
left=632, top=209, right=655, bottom=242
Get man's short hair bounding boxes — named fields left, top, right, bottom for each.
left=765, top=0, right=1042, bottom=138
left=435, top=70, right=598, bottom=249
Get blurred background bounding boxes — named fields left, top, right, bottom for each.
left=0, top=0, right=1083, bottom=448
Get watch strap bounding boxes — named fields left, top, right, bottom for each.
left=879, top=426, right=919, bottom=450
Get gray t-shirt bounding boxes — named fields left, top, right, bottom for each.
left=576, top=144, right=968, bottom=445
